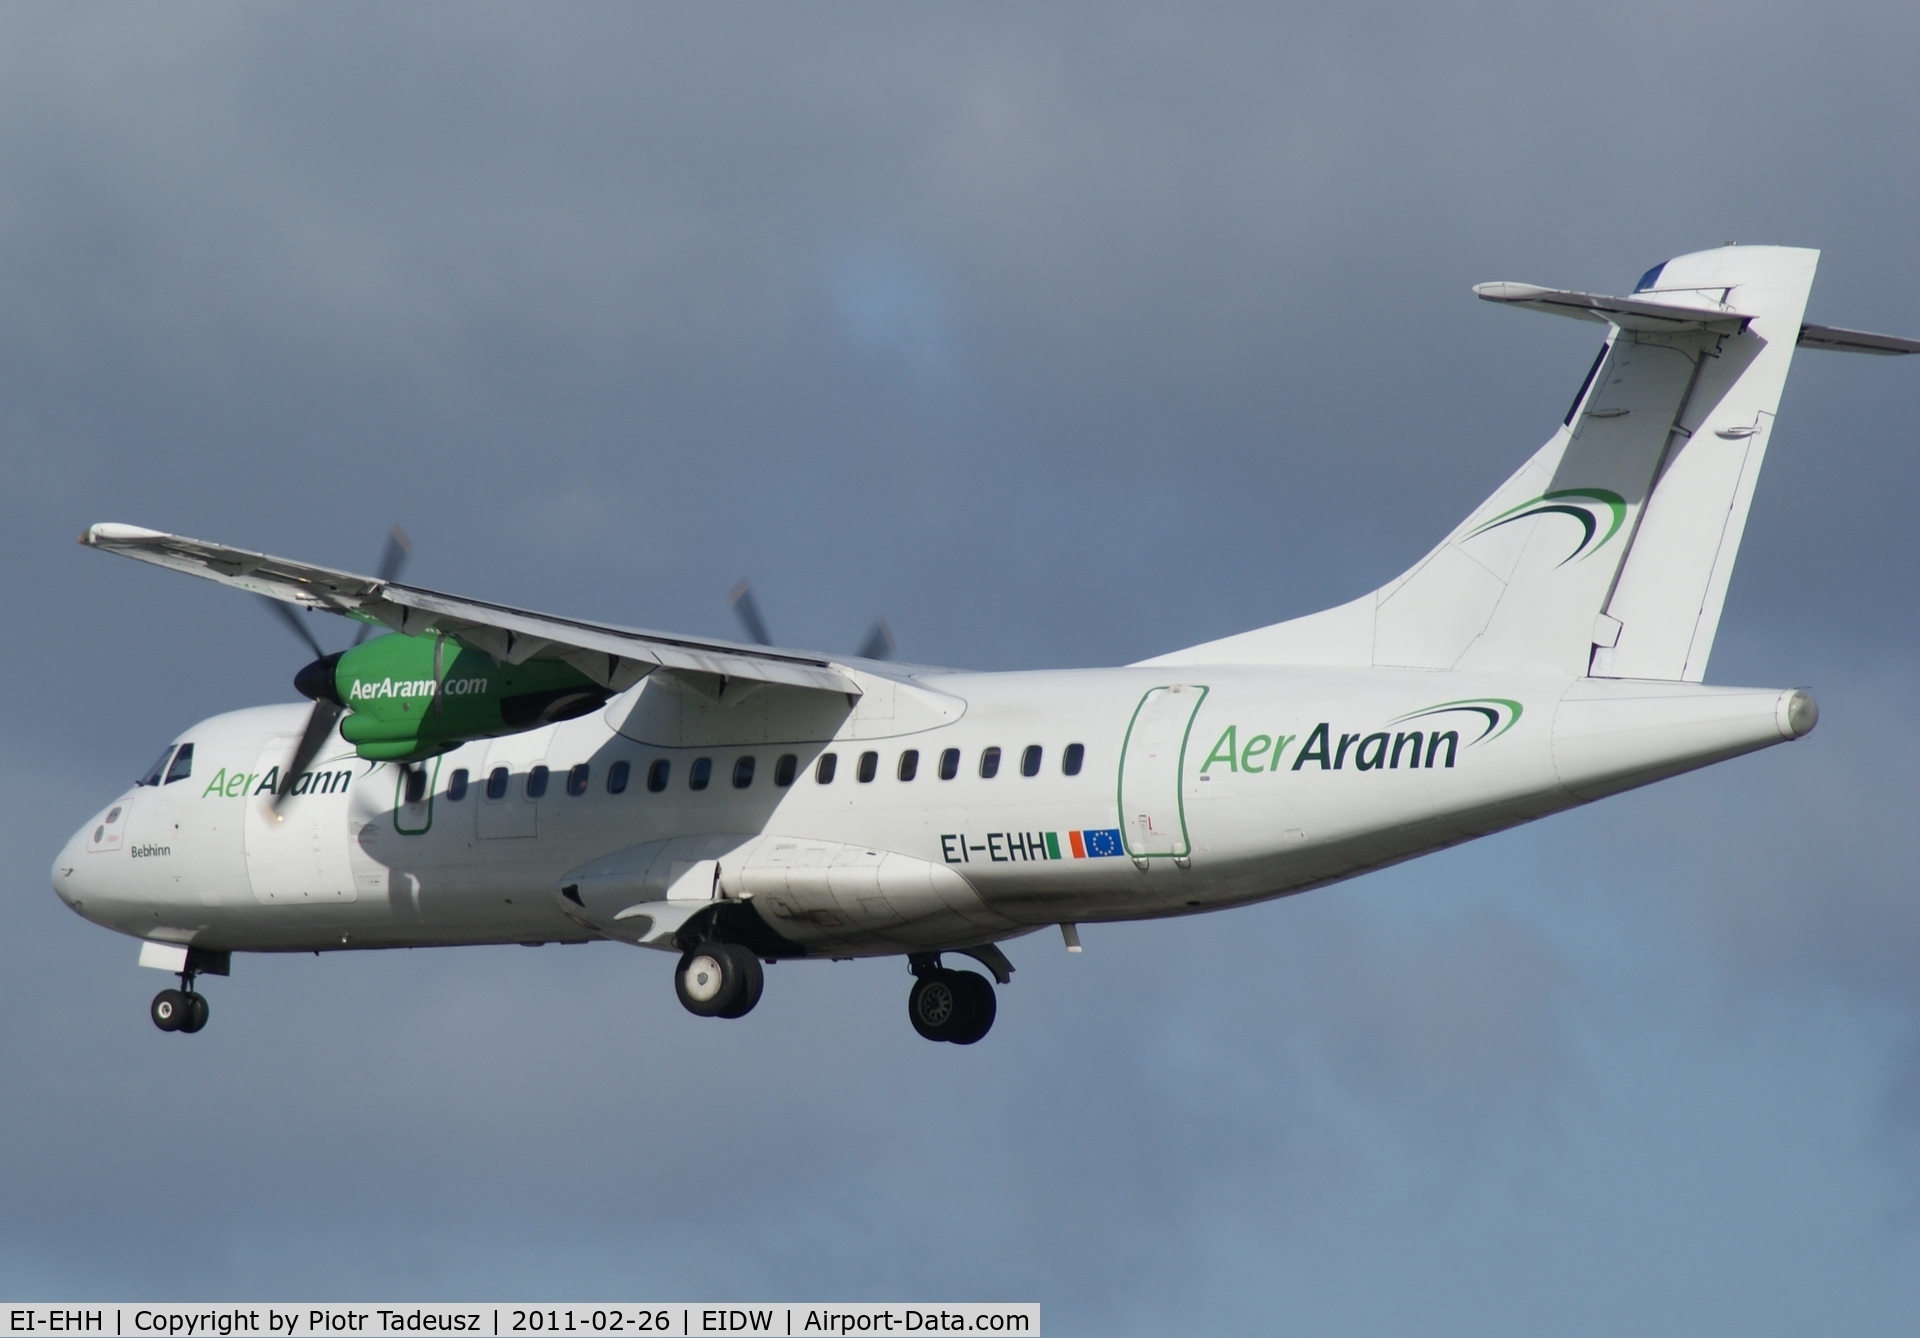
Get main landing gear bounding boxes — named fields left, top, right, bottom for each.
left=674, top=941, right=765, bottom=1019
left=667, top=937, right=1007, bottom=1044
left=907, top=955, right=996, bottom=1045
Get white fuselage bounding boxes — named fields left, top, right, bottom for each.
left=52, top=664, right=1812, bottom=963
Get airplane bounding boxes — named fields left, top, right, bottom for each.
left=53, top=244, right=1917, bottom=1043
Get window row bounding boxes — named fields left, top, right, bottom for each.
left=430, top=741, right=1086, bottom=803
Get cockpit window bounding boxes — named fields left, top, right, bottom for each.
left=138, top=746, right=174, bottom=787
left=163, top=743, right=194, bottom=784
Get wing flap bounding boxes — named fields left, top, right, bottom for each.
left=82, top=524, right=862, bottom=697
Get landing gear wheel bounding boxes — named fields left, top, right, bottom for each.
left=151, top=989, right=186, bottom=1032
left=716, top=945, right=764, bottom=1019
left=946, top=971, right=996, bottom=1045
left=908, top=971, right=960, bottom=1041
left=909, top=969, right=998, bottom=1044
left=179, top=993, right=210, bottom=1034
left=907, top=969, right=987, bottom=1043
left=676, top=942, right=745, bottom=1018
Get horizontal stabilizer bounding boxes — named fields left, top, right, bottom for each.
left=1796, top=322, right=1920, bottom=355
left=1473, top=282, right=1754, bottom=332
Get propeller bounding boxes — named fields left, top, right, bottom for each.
left=728, top=579, right=772, bottom=646
left=361, top=525, right=414, bottom=640
left=258, top=595, right=327, bottom=660
left=274, top=525, right=413, bottom=810
left=728, top=579, right=895, bottom=662
left=856, top=617, right=896, bottom=661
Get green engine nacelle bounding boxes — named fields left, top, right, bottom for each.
left=295, top=633, right=613, bottom=763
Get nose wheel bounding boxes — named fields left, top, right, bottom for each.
left=151, top=963, right=211, bottom=1034
left=151, top=986, right=209, bottom=1033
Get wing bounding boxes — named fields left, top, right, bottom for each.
left=81, top=524, right=862, bottom=697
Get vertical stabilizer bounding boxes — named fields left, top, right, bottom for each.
left=1588, top=248, right=1816, bottom=680
left=1144, top=245, right=1824, bottom=682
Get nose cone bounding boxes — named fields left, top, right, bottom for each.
left=295, top=651, right=344, bottom=705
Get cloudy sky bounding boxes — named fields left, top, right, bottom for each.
left=3, top=3, right=1918, bottom=1332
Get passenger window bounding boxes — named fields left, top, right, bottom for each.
left=938, top=748, right=960, bottom=780
left=979, top=746, right=1001, bottom=779
left=857, top=751, right=878, bottom=783
left=898, top=750, right=919, bottom=782
left=567, top=763, right=590, bottom=796
left=138, top=746, right=174, bottom=787
left=774, top=754, right=798, bottom=787
left=164, top=743, right=194, bottom=784
left=485, top=766, right=509, bottom=800
left=527, top=765, right=550, bottom=799
left=1063, top=743, right=1085, bottom=776
left=404, top=768, right=428, bottom=805
left=1021, top=745, right=1042, bottom=777
left=646, top=759, right=670, bottom=793
left=608, top=760, right=630, bottom=795
left=448, top=768, right=469, bottom=801
left=733, top=756, right=756, bottom=789
left=816, top=753, right=838, bottom=784
left=690, top=757, right=712, bottom=791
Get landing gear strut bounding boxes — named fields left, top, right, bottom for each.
left=907, top=955, right=996, bottom=1045
left=151, top=972, right=209, bottom=1034
left=148, top=947, right=225, bottom=1034
left=674, top=941, right=765, bottom=1019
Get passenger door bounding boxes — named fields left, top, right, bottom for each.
left=1118, top=684, right=1207, bottom=860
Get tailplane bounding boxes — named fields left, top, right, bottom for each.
left=1149, top=245, right=1915, bottom=680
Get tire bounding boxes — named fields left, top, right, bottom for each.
left=179, top=993, right=210, bottom=1034
left=150, top=989, right=186, bottom=1032
left=675, top=943, right=743, bottom=1018
left=909, top=970, right=971, bottom=1042
left=946, top=972, right=996, bottom=1045
left=716, top=945, right=764, bottom=1019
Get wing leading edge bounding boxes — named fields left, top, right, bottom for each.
left=82, top=524, right=862, bottom=697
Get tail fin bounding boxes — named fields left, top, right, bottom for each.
left=1149, top=245, right=1888, bottom=680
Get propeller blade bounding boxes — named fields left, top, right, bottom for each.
left=272, top=699, right=345, bottom=811
left=729, top=579, right=773, bottom=646
left=376, top=523, right=413, bottom=582
left=856, top=617, right=896, bottom=661
left=258, top=595, right=328, bottom=660
left=352, top=524, right=413, bottom=646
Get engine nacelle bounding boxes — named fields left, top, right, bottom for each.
left=296, top=632, right=612, bottom=762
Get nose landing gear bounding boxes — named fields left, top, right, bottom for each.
left=150, top=955, right=216, bottom=1034
left=151, top=982, right=209, bottom=1033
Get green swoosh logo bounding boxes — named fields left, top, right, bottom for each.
left=1390, top=697, right=1524, bottom=745
left=1465, top=488, right=1626, bottom=565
